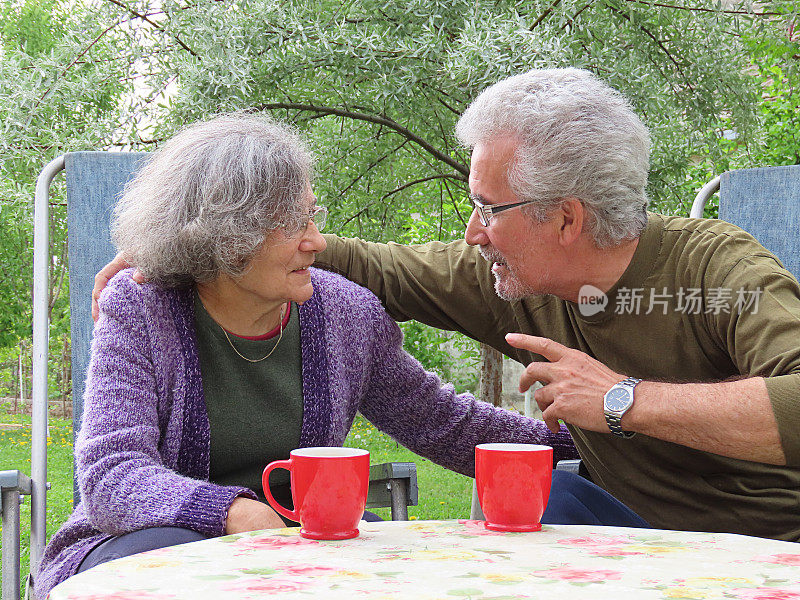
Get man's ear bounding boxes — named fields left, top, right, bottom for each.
left=556, top=197, right=585, bottom=247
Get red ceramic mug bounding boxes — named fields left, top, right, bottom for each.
left=475, top=443, right=553, bottom=532
left=262, top=447, right=370, bottom=540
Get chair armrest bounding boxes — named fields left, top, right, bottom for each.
left=366, top=462, right=418, bottom=521
left=2, top=470, right=32, bottom=600
left=555, top=459, right=592, bottom=482
left=690, top=175, right=721, bottom=218
left=0, top=470, right=32, bottom=495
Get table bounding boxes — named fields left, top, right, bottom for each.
left=49, top=520, right=800, bottom=599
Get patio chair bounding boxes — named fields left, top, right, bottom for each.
left=1, top=152, right=417, bottom=600
left=690, top=165, right=800, bottom=277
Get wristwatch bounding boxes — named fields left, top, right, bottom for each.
left=603, top=377, right=642, bottom=438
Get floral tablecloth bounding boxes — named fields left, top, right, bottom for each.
left=49, top=520, right=800, bottom=600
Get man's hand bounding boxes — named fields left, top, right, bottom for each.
left=506, top=332, right=785, bottom=464
left=225, top=497, right=286, bottom=534
left=92, top=253, right=145, bottom=321
left=505, top=332, right=624, bottom=434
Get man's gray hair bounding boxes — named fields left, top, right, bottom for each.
left=112, top=113, right=314, bottom=287
left=456, top=68, right=650, bottom=247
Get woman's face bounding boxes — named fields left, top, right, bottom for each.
left=235, top=186, right=327, bottom=307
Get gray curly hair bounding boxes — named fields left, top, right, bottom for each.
left=111, top=113, right=314, bottom=287
left=456, top=68, right=650, bottom=247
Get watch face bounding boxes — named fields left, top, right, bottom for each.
left=605, top=387, right=631, bottom=412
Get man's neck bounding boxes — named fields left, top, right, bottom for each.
left=561, top=236, right=640, bottom=302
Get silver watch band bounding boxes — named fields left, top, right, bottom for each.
left=605, top=411, right=635, bottom=438
left=605, top=377, right=641, bottom=439
left=618, top=377, right=642, bottom=388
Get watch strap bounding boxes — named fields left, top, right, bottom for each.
left=605, top=411, right=635, bottom=439
left=604, top=377, right=641, bottom=439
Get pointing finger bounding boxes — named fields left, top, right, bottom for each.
left=506, top=333, right=571, bottom=362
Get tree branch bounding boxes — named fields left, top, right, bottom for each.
left=623, top=0, right=784, bottom=17
left=606, top=4, right=691, bottom=91
left=258, top=101, right=469, bottom=178
left=338, top=176, right=465, bottom=230
left=380, top=174, right=466, bottom=201
left=528, top=0, right=564, bottom=31
left=48, top=236, right=68, bottom=316
left=340, top=201, right=378, bottom=228
left=563, top=3, right=593, bottom=30
left=443, top=177, right=469, bottom=228
left=32, top=20, right=121, bottom=113
left=338, top=140, right=410, bottom=197
left=104, top=0, right=199, bottom=58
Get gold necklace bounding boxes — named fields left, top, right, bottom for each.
left=221, top=303, right=287, bottom=363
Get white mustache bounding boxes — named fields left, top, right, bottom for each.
left=479, top=246, right=506, bottom=264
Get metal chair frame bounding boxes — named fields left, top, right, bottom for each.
left=690, top=175, right=722, bottom=218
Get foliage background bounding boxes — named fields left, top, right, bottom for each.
left=0, top=5, right=796, bottom=409
left=1, top=0, right=798, bottom=405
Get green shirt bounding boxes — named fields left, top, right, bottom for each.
left=317, top=213, right=800, bottom=541
left=194, top=294, right=304, bottom=506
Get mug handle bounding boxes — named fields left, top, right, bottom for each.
left=262, top=459, right=298, bottom=523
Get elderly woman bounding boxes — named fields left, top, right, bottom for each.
left=36, top=113, right=579, bottom=597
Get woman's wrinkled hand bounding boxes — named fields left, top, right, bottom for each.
left=225, top=497, right=286, bottom=534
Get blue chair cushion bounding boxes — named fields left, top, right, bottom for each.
left=719, top=165, right=800, bottom=279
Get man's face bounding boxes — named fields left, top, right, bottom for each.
left=465, top=137, right=558, bottom=301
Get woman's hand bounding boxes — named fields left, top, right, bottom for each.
left=225, top=497, right=286, bottom=534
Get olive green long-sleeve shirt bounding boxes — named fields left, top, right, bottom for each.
left=316, top=213, right=800, bottom=541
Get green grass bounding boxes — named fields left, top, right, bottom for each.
left=0, top=410, right=74, bottom=595
left=1, top=410, right=472, bottom=592
left=344, top=415, right=473, bottom=521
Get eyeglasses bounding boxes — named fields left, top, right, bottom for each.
left=307, top=205, right=328, bottom=232
left=470, top=195, right=537, bottom=227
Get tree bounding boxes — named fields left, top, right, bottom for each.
left=744, top=4, right=800, bottom=167
left=669, top=3, right=800, bottom=218
left=84, top=0, right=768, bottom=230
left=0, top=0, right=127, bottom=402
left=0, top=0, right=794, bottom=394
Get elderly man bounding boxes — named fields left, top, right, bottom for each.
left=314, top=68, right=800, bottom=541
left=94, top=69, right=800, bottom=539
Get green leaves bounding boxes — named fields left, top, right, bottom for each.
left=3, top=0, right=776, bottom=247
left=1, top=0, right=796, bottom=383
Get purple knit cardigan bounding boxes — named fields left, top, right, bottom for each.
left=36, top=268, right=576, bottom=597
